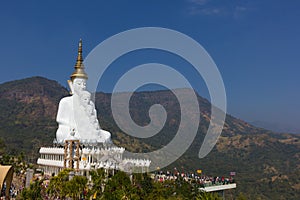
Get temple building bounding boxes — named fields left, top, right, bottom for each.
left=37, top=40, right=150, bottom=175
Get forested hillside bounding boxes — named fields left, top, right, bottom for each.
left=0, top=77, right=299, bottom=199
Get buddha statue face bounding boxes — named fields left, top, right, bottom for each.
left=73, top=78, right=87, bottom=94
left=81, top=91, right=91, bottom=106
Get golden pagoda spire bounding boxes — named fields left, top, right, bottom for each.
left=70, top=39, right=88, bottom=81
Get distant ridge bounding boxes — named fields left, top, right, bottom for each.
left=251, top=120, right=300, bottom=134
left=0, top=77, right=299, bottom=199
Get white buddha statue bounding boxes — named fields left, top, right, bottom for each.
left=56, top=40, right=111, bottom=144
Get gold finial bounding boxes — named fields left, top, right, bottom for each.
left=70, top=39, right=88, bottom=81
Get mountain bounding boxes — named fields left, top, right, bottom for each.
left=251, top=120, right=300, bottom=134
left=0, top=77, right=68, bottom=157
left=0, top=77, right=299, bottom=199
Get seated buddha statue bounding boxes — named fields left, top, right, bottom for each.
left=55, top=40, right=111, bottom=144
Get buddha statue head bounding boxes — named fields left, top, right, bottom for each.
left=73, top=78, right=87, bottom=95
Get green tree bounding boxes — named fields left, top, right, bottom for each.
left=20, top=179, right=44, bottom=200
left=174, top=177, right=194, bottom=198
left=88, top=168, right=106, bottom=199
left=0, top=137, right=6, bottom=156
left=139, top=173, right=153, bottom=195
left=47, top=169, right=88, bottom=199
left=146, top=181, right=172, bottom=200
left=237, top=192, right=248, bottom=200
left=66, top=175, right=88, bottom=199
left=103, top=170, right=138, bottom=200
left=46, top=169, right=72, bottom=199
left=195, top=191, right=222, bottom=200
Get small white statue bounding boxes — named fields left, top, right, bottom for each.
left=79, top=91, right=100, bottom=130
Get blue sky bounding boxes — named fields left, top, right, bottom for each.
left=0, top=0, right=299, bottom=132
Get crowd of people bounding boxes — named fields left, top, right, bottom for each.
left=0, top=182, right=21, bottom=199
left=153, top=169, right=235, bottom=187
